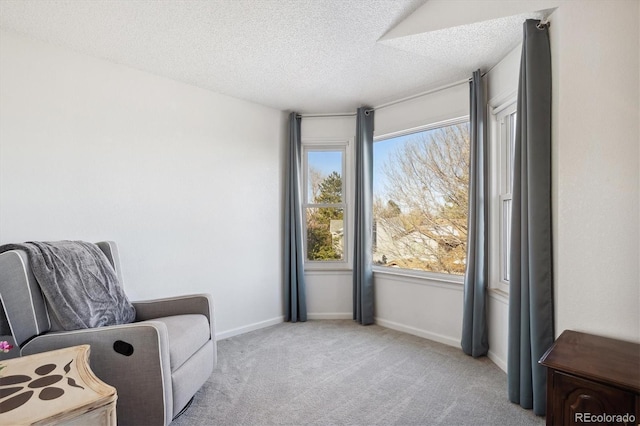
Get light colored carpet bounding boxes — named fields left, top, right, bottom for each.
left=172, top=320, right=544, bottom=426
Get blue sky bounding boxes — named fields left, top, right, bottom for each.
left=373, top=133, right=417, bottom=196
left=307, top=132, right=425, bottom=200
left=308, top=151, right=341, bottom=177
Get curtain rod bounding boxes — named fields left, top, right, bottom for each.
left=298, top=76, right=474, bottom=119
left=374, top=77, right=471, bottom=111
left=297, top=111, right=356, bottom=118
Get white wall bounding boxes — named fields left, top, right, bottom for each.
left=550, top=0, right=640, bottom=342
left=374, top=84, right=469, bottom=137
left=0, top=31, right=287, bottom=339
left=305, top=270, right=353, bottom=319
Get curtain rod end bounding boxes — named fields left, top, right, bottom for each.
left=536, top=19, right=550, bottom=29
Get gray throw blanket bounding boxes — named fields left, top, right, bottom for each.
left=0, top=241, right=136, bottom=331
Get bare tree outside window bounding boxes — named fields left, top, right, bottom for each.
left=373, top=122, right=470, bottom=274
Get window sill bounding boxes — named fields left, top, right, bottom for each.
left=373, top=266, right=463, bottom=288
left=302, top=266, right=469, bottom=286
left=304, top=268, right=352, bottom=275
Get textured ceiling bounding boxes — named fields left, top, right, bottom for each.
left=0, top=0, right=554, bottom=113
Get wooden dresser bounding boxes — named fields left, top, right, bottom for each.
left=0, top=345, right=116, bottom=425
left=539, top=330, right=640, bottom=426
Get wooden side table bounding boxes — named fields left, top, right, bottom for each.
left=0, top=345, right=117, bottom=425
left=539, top=330, right=640, bottom=426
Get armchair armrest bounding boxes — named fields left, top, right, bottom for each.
left=133, top=293, right=215, bottom=340
left=21, top=322, right=173, bottom=425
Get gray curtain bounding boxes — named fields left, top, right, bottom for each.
left=461, top=70, right=489, bottom=358
left=507, top=19, right=554, bottom=416
left=284, top=112, right=307, bottom=322
left=353, top=107, right=374, bottom=325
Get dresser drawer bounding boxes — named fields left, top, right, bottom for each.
left=549, top=370, right=636, bottom=426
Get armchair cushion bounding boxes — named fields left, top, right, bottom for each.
left=133, top=294, right=215, bottom=342
left=151, top=314, right=210, bottom=370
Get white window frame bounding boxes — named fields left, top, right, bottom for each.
left=302, top=139, right=352, bottom=271
left=489, top=97, right=517, bottom=294
left=371, top=116, right=469, bottom=284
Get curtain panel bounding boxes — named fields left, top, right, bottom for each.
left=507, top=19, right=554, bottom=416
left=353, top=107, right=375, bottom=325
left=461, top=70, right=489, bottom=358
left=284, top=112, right=307, bottom=322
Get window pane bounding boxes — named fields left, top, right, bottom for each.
left=508, top=112, right=517, bottom=192
left=307, top=151, right=343, bottom=204
left=373, top=122, right=469, bottom=275
left=502, top=198, right=511, bottom=282
left=306, top=207, right=344, bottom=261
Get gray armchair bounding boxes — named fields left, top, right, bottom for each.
left=0, top=241, right=216, bottom=425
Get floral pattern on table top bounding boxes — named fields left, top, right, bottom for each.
left=0, top=358, right=85, bottom=413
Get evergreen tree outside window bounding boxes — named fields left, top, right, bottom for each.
left=304, top=149, right=346, bottom=262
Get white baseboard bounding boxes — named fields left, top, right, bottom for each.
left=215, top=316, right=284, bottom=341
left=375, top=317, right=460, bottom=348
left=307, top=312, right=352, bottom=320
left=488, top=350, right=507, bottom=373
